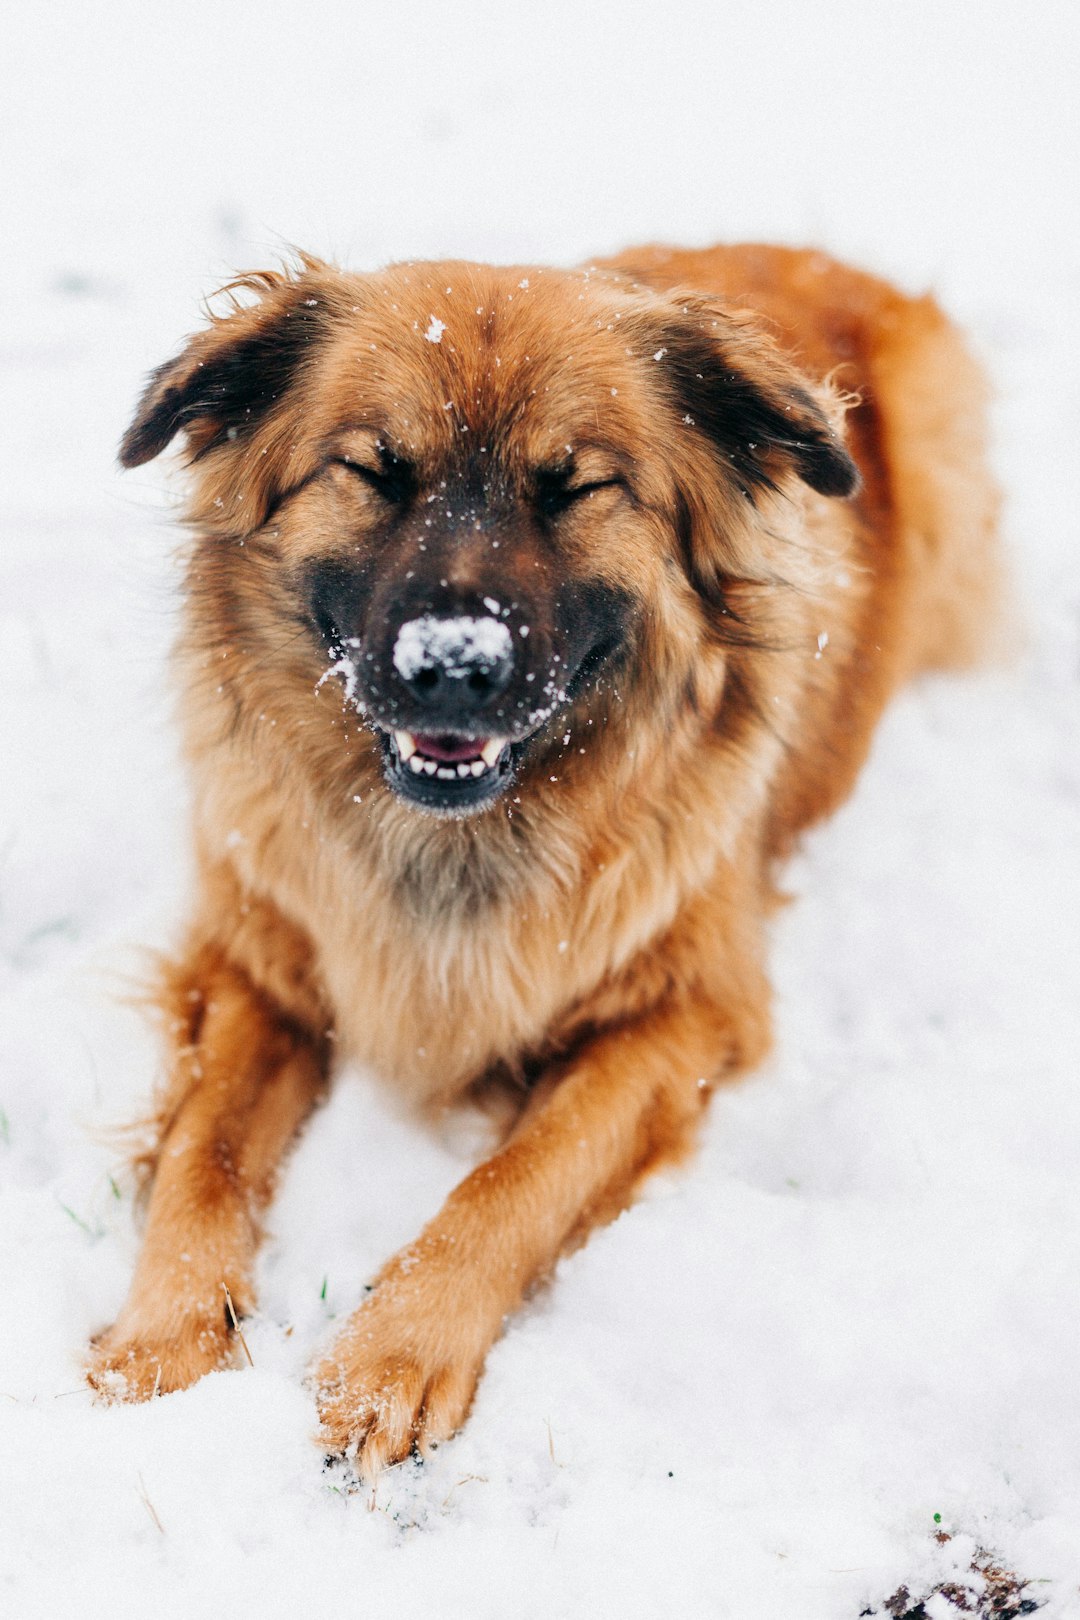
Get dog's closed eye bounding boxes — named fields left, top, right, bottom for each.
left=332, top=448, right=416, bottom=506
left=533, top=466, right=625, bottom=520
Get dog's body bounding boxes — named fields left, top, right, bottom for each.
left=88, top=243, right=999, bottom=1474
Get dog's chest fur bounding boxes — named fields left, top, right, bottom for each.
left=190, top=691, right=778, bottom=1105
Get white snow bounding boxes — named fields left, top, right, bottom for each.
left=393, top=614, right=512, bottom=680
left=3, top=2, right=1080, bottom=1617
left=424, top=315, right=446, bottom=343
left=315, top=651, right=361, bottom=708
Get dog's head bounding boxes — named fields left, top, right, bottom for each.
left=123, top=257, right=857, bottom=819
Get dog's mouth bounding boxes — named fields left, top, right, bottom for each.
left=377, top=726, right=521, bottom=814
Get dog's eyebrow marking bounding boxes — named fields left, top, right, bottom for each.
left=262, top=468, right=324, bottom=525
left=326, top=423, right=395, bottom=449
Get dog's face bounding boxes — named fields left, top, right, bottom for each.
left=122, top=258, right=857, bottom=818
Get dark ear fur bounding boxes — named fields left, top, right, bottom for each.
left=119, top=271, right=328, bottom=468
left=654, top=302, right=860, bottom=500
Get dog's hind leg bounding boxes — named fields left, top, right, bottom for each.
left=87, top=876, right=329, bottom=1401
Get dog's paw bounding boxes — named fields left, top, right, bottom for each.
left=314, top=1350, right=477, bottom=1478
left=312, top=1266, right=489, bottom=1476
left=87, top=1308, right=235, bottom=1402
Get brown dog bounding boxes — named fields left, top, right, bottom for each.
left=87, top=242, right=1000, bottom=1474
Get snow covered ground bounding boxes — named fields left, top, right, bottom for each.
left=3, top=2, right=1079, bottom=1614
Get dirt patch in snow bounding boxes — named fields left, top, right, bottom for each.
left=862, top=1538, right=1045, bottom=1618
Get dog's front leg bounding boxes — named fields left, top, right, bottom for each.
left=314, top=992, right=756, bottom=1477
left=88, top=916, right=328, bottom=1401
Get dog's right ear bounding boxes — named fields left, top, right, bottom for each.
left=119, top=267, right=330, bottom=468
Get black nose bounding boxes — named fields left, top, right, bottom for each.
left=393, top=613, right=515, bottom=717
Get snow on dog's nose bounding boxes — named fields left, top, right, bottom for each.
left=392, top=614, right=515, bottom=719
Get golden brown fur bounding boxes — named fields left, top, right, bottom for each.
left=87, top=242, right=1000, bottom=1475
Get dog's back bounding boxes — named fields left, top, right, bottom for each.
left=598, top=242, right=1001, bottom=847
left=602, top=242, right=1001, bottom=672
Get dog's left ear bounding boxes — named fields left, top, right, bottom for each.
left=650, top=297, right=860, bottom=501
left=119, top=266, right=329, bottom=469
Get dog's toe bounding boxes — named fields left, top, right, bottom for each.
left=314, top=1345, right=479, bottom=1478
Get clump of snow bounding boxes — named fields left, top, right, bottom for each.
left=315, top=637, right=367, bottom=712
left=424, top=315, right=446, bottom=344
left=393, top=615, right=512, bottom=680
left=316, top=651, right=360, bottom=706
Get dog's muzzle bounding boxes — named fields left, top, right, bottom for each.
left=373, top=613, right=523, bottom=814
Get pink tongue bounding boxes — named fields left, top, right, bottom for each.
left=413, top=733, right=487, bottom=763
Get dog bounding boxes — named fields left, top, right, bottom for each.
left=87, top=242, right=1000, bottom=1475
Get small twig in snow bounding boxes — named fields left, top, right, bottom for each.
left=546, top=1419, right=563, bottom=1467
left=136, top=1474, right=165, bottom=1535
left=221, top=1282, right=254, bottom=1367
left=441, top=1474, right=488, bottom=1510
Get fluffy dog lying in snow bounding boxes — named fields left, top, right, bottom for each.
left=88, top=241, right=999, bottom=1475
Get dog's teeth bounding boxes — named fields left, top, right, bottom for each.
left=408, top=755, right=425, bottom=774
left=422, top=759, right=438, bottom=775
left=457, top=762, right=473, bottom=778
left=479, top=736, right=506, bottom=767
left=436, top=767, right=456, bottom=780
left=394, top=729, right=417, bottom=761
left=470, top=759, right=487, bottom=777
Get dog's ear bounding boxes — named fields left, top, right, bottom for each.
left=650, top=296, right=860, bottom=501
left=119, top=266, right=330, bottom=469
